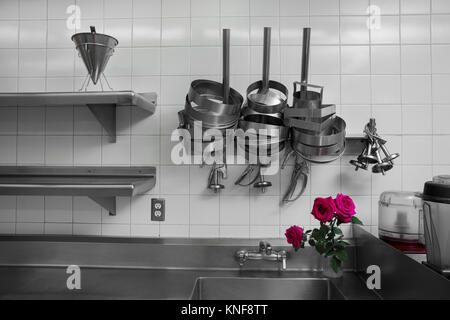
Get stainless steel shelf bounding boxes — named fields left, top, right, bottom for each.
left=0, top=91, right=157, bottom=143
left=0, top=166, right=156, bottom=215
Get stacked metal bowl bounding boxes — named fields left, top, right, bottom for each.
left=284, top=28, right=346, bottom=163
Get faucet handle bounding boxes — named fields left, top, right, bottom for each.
left=259, top=240, right=271, bottom=252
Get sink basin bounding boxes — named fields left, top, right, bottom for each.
left=190, top=277, right=346, bottom=300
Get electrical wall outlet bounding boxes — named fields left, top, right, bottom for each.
left=151, top=198, right=165, bottom=221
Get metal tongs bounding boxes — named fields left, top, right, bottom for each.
left=234, top=163, right=272, bottom=193
left=281, top=148, right=309, bottom=203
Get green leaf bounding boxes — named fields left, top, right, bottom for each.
left=351, top=216, right=363, bottom=225
left=308, top=239, right=316, bottom=247
left=335, top=249, right=348, bottom=262
left=333, top=227, right=343, bottom=235
left=338, top=240, right=350, bottom=246
left=305, top=230, right=312, bottom=234
left=330, top=256, right=342, bottom=274
left=316, top=242, right=326, bottom=254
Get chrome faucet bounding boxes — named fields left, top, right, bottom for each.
left=235, top=240, right=288, bottom=270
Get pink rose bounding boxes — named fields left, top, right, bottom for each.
left=285, top=225, right=303, bottom=249
left=311, top=197, right=335, bottom=223
left=335, top=193, right=356, bottom=223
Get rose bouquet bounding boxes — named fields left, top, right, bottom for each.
left=285, top=194, right=362, bottom=274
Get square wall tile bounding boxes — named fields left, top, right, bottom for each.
left=133, top=0, right=161, bottom=18
left=0, top=49, right=18, bottom=77
left=432, top=75, right=450, bottom=103
left=432, top=15, right=450, bottom=43
left=131, top=136, right=160, bottom=165
left=162, top=0, right=190, bottom=17
left=45, top=196, right=73, bottom=223
left=400, top=0, right=430, bottom=14
left=102, top=224, right=130, bottom=237
left=432, top=45, right=450, bottom=73
left=370, top=16, right=399, bottom=44
left=191, top=0, right=219, bottom=16
left=162, top=18, right=190, bottom=46
left=309, top=16, right=339, bottom=45
left=17, top=196, right=44, bottom=222
left=371, top=75, right=401, bottom=104
left=402, top=135, right=432, bottom=165
left=191, top=17, right=220, bottom=46
left=433, top=105, right=450, bottom=134
left=102, top=135, right=131, bottom=165
left=104, top=0, right=132, bottom=18
left=250, top=0, right=279, bottom=16
left=18, top=107, right=45, bottom=135
left=310, top=0, right=339, bottom=15
left=221, top=0, right=250, bottom=16
left=433, top=136, right=450, bottom=165
left=341, top=76, right=371, bottom=105
left=0, top=196, right=16, bottom=223
left=160, top=224, right=189, bottom=237
left=0, top=0, right=19, bottom=20
left=310, top=46, right=340, bottom=74
left=370, top=0, right=399, bottom=14
left=341, top=105, right=371, bottom=134
left=220, top=226, right=249, bottom=238
left=132, top=107, right=161, bottom=135
left=0, top=136, right=16, bottom=164
left=401, top=45, right=431, bottom=74
left=160, top=165, right=190, bottom=194
left=310, top=165, right=341, bottom=196
left=19, top=49, right=46, bottom=77
left=250, top=195, right=279, bottom=226
left=190, top=195, right=220, bottom=225
left=46, top=106, right=73, bottom=135
left=372, top=105, right=402, bottom=135
left=47, top=19, right=74, bottom=48
left=340, top=16, right=370, bottom=45
left=401, top=15, right=430, bottom=44
left=190, top=47, right=220, bottom=75
left=432, top=0, right=450, bottom=13
left=401, top=75, right=431, bottom=104
left=19, top=21, right=46, bottom=49
left=0, top=107, right=17, bottom=135
left=48, top=0, right=74, bottom=19
left=371, top=46, right=401, bottom=74
left=341, top=46, right=370, bottom=74
left=341, top=165, right=371, bottom=196
left=0, top=223, right=15, bottom=235
left=161, top=47, right=190, bottom=75
left=0, top=21, right=17, bottom=49
left=220, top=196, right=250, bottom=225
left=17, top=136, right=45, bottom=165
left=402, top=105, right=432, bottom=134
left=280, top=0, right=309, bottom=16
left=74, top=135, right=102, bottom=165
left=133, top=18, right=161, bottom=46
left=250, top=17, right=280, bottom=46
left=340, top=0, right=369, bottom=15
left=45, top=136, right=73, bottom=165
left=20, top=0, right=47, bottom=19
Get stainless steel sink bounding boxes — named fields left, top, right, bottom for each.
left=190, top=277, right=345, bottom=300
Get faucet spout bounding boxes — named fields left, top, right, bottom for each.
left=235, top=241, right=288, bottom=270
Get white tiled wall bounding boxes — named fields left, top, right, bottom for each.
left=1, top=0, right=450, bottom=238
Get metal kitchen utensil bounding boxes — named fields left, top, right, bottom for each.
left=246, top=27, right=288, bottom=114
left=72, top=26, right=118, bottom=90
left=281, top=149, right=309, bottom=203
left=350, top=118, right=399, bottom=175
left=234, top=27, right=289, bottom=193
left=284, top=28, right=346, bottom=164
left=178, top=29, right=244, bottom=193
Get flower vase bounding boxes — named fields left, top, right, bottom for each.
left=322, top=256, right=343, bottom=278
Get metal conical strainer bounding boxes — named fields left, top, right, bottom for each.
left=72, top=26, right=118, bottom=87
